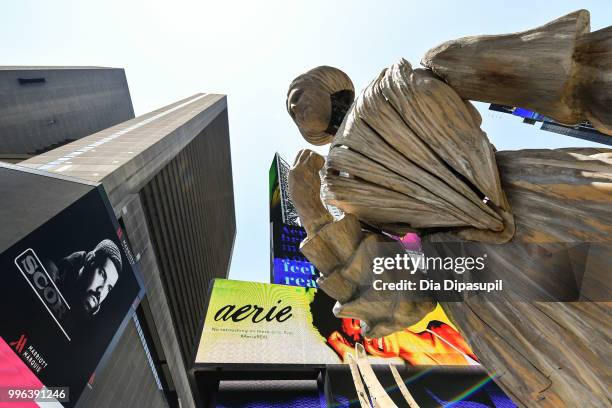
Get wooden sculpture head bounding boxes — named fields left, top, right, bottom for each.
left=288, top=59, right=515, bottom=243
left=286, top=66, right=355, bottom=145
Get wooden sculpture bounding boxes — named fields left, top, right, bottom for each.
left=285, top=10, right=611, bottom=408
left=422, top=9, right=612, bottom=137
left=287, top=66, right=355, bottom=145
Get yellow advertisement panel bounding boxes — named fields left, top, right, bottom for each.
left=195, top=279, right=478, bottom=366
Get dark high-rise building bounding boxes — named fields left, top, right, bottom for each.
left=5, top=93, right=235, bottom=407
left=0, top=66, right=135, bottom=162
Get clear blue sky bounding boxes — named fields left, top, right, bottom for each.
left=2, top=1, right=610, bottom=282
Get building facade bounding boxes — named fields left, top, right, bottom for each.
left=0, top=66, right=135, bottom=162
left=15, top=93, right=235, bottom=407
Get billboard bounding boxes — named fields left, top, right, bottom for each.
left=0, top=184, right=143, bottom=407
left=269, top=153, right=321, bottom=287
left=270, top=221, right=318, bottom=288
left=269, top=152, right=300, bottom=227
left=269, top=152, right=421, bottom=289
left=195, top=279, right=478, bottom=367
left=269, top=153, right=344, bottom=288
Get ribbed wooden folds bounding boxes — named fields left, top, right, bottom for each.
left=324, top=59, right=513, bottom=241
left=286, top=9, right=612, bottom=408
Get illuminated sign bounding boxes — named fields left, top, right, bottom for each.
left=195, top=279, right=479, bottom=367
left=269, top=152, right=300, bottom=227
left=270, top=221, right=318, bottom=288
left=269, top=153, right=322, bottom=287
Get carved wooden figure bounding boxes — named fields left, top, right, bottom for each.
left=423, top=9, right=612, bottom=137
left=286, top=10, right=611, bottom=408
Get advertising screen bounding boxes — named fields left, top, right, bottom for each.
left=0, top=186, right=144, bottom=407
left=269, top=153, right=322, bottom=287
left=270, top=221, right=318, bottom=288
left=195, top=279, right=479, bottom=367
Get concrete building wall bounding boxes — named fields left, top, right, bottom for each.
left=0, top=67, right=134, bottom=157
left=140, top=110, right=235, bottom=365
left=78, top=317, right=169, bottom=408
left=21, top=94, right=235, bottom=408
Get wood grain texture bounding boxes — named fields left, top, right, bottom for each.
left=389, top=364, right=420, bottom=408
left=287, top=66, right=355, bottom=145
left=288, top=148, right=436, bottom=337
left=288, top=149, right=333, bottom=236
left=354, top=344, right=398, bottom=408
left=424, top=148, right=612, bottom=407
left=291, top=97, right=612, bottom=408
left=324, top=59, right=512, bottom=242
left=347, top=353, right=372, bottom=408
left=422, top=9, right=612, bottom=137
left=575, top=26, right=612, bottom=136
left=285, top=14, right=612, bottom=404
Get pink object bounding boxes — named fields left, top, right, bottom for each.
left=399, top=232, right=421, bottom=251
left=0, top=337, right=43, bottom=408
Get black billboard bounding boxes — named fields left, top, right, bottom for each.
left=0, top=166, right=144, bottom=407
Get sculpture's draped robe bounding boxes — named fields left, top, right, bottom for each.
left=319, top=60, right=612, bottom=407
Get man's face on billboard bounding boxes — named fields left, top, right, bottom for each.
left=83, top=257, right=118, bottom=315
